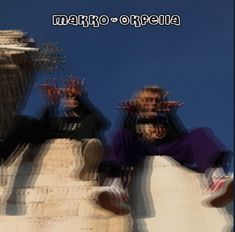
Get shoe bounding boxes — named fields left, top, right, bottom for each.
left=95, top=189, right=130, bottom=216
left=208, top=179, right=233, bottom=207
left=79, top=139, right=104, bottom=181
left=208, top=176, right=227, bottom=193
left=204, top=178, right=234, bottom=208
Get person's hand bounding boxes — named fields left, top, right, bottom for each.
left=159, top=101, right=184, bottom=112
left=39, top=84, right=61, bottom=105
left=151, top=125, right=167, bottom=139
left=139, top=124, right=167, bottom=140
left=64, top=78, right=83, bottom=97
left=118, top=100, right=183, bottom=116
left=117, top=100, right=138, bottom=114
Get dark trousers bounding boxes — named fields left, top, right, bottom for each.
left=110, top=128, right=232, bottom=173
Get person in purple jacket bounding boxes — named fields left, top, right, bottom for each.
left=97, top=85, right=233, bottom=215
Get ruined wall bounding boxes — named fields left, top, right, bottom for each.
left=0, top=30, right=36, bottom=139
left=0, top=139, right=132, bottom=232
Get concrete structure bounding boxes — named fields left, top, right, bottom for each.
left=0, top=30, right=36, bottom=140
left=130, top=156, right=233, bottom=232
left=0, top=30, right=64, bottom=140
left=0, top=139, right=232, bottom=231
left=0, top=139, right=132, bottom=232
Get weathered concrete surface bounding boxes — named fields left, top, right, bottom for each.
left=130, top=156, right=233, bottom=232
left=0, top=139, right=233, bottom=231
left=0, top=139, right=132, bottom=232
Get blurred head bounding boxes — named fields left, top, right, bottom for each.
left=134, top=86, right=168, bottom=113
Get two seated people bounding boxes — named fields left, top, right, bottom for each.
left=1, top=79, right=233, bottom=215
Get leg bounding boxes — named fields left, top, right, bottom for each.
left=79, top=138, right=104, bottom=181
left=106, top=128, right=147, bottom=188
left=96, top=129, right=146, bottom=215
left=156, top=128, right=233, bottom=194
left=110, top=129, right=147, bottom=167
left=157, top=128, right=232, bottom=173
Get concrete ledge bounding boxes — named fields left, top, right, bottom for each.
left=0, top=139, right=233, bottom=231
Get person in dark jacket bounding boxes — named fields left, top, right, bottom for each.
left=1, top=78, right=109, bottom=181
left=39, top=78, right=109, bottom=181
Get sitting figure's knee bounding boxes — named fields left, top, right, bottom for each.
left=79, top=138, right=104, bottom=181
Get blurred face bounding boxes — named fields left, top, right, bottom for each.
left=61, top=96, right=79, bottom=110
left=138, top=91, right=162, bottom=114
